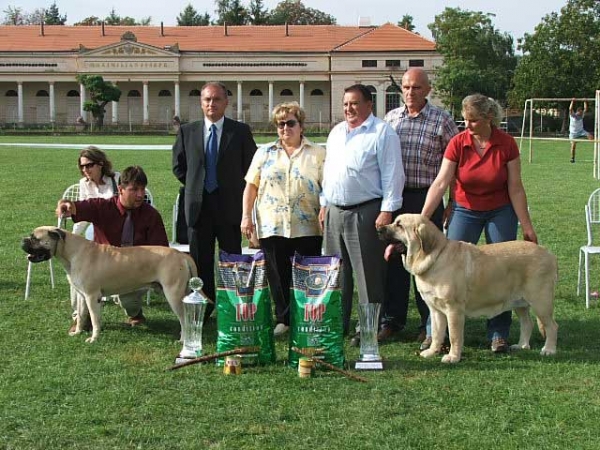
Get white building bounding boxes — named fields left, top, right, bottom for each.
left=0, top=23, right=442, bottom=128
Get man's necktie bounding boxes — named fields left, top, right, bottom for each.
left=121, top=210, right=134, bottom=247
left=205, top=124, right=218, bottom=193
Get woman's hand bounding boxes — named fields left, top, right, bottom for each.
left=240, top=215, right=254, bottom=240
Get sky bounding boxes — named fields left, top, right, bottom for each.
left=10, top=0, right=568, bottom=41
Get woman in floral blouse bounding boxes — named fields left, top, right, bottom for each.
left=241, top=102, right=325, bottom=336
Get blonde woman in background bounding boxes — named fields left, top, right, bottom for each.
left=241, top=102, right=325, bottom=336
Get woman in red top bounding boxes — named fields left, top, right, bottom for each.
left=421, top=94, right=537, bottom=354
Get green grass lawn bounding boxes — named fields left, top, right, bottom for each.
left=1, top=136, right=600, bottom=449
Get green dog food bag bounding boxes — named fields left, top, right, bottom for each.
left=289, top=254, right=344, bottom=368
left=216, top=250, right=275, bottom=366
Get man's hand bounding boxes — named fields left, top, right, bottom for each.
left=375, top=211, right=392, bottom=229
left=56, top=199, right=76, bottom=218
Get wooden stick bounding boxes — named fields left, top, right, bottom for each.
left=167, top=346, right=260, bottom=371
left=291, top=347, right=368, bottom=383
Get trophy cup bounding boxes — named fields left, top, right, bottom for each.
left=175, top=277, right=209, bottom=365
left=354, top=302, right=383, bottom=370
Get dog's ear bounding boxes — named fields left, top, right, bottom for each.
left=49, top=228, right=66, bottom=241
left=417, top=222, right=436, bottom=255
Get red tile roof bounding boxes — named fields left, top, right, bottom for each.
left=0, top=24, right=436, bottom=53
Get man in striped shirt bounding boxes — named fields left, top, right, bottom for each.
left=378, top=68, right=459, bottom=349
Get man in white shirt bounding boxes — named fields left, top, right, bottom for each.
left=319, top=84, right=405, bottom=344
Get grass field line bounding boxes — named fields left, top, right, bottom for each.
left=0, top=142, right=172, bottom=150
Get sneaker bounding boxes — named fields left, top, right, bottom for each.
left=570, top=158, right=575, bottom=163
left=419, top=336, right=432, bottom=351
left=273, top=323, right=289, bottom=336
left=127, top=312, right=146, bottom=327
left=491, top=337, right=509, bottom=353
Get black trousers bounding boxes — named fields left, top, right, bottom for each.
left=259, top=235, right=323, bottom=326
left=380, top=188, right=444, bottom=331
left=188, top=190, right=242, bottom=319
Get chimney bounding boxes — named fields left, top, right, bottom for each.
left=160, top=21, right=164, bottom=37
left=40, top=21, right=45, bottom=36
left=285, top=22, right=289, bottom=37
left=101, top=21, right=105, bottom=36
left=224, top=22, right=228, bottom=36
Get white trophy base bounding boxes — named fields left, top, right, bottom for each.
left=354, top=359, right=384, bottom=370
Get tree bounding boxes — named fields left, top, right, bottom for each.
left=215, top=0, right=248, bottom=25
left=509, top=0, right=600, bottom=114
left=103, top=8, right=151, bottom=26
left=74, top=16, right=102, bottom=26
left=76, top=75, right=121, bottom=129
left=177, top=4, right=210, bottom=25
left=2, top=5, right=25, bottom=25
left=428, top=7, right=517, bottom=114
left=398, top=14, right=415, bottom=32
left=268, top=0, right=336, bottom=25
left=45, top=2, right=67, bottom=25
left=248, top=0, right=269, bottom=24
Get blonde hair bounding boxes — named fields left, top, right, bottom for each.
left=271, top=101, right=306, bottom=127
left=462, top=94, right=503, bottom=128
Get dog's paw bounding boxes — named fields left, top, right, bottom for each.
left=441, top=354, right=461, bottom=364
left=510, top=343, right=530, bottom=351
left=420, top=349, right=438, bottom=358
left=85, top=336, right=97, bottom=343
left=540, top=346, right=556, bottom=356
left=69, top=330, right=82, bottom=336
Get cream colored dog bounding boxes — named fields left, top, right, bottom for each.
left=22, top=226, right=198, bottom=343
left=378, top=214, right=558, bottom=363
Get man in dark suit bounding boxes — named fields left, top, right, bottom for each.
left=172, top=81, right=257, bottom=317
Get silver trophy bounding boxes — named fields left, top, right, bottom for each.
left=355, top=302, right=383, bottom=370
left=175, top=277, right=209, bottom=364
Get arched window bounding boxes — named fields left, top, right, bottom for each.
left=365, top=85, right=377, bottom=116
left=250, top=89, right=263, bottom=96
left=36, top=90, right=49, bottom=97
left=128, top=90, right=141, bottom=97
left=5, top=90, right=17, bottom=97
left=310, top=89, right=324, bottom=96
left=189, top=89, right=200, bottom=97
left=66, top=90, right=80, bottom=97
left=158, top=90, right=172, bottom=97
left=280, top=89, right=293, bottom=96
left=385, top=84, right=401, bottom=113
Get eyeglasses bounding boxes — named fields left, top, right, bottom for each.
left=276, top=119, right=298, bottom=129
left=79, top=162, right=97, bottom=170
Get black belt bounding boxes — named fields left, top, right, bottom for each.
left=404, top=187, right=430, bottom=193
left=334, top=197, right=382, bottom=211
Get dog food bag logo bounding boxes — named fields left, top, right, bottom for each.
left=216, top=251, right=276, bottom=366
left=289, top=255, right=345, bottom=369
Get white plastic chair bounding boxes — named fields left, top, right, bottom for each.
left=578, top=188, right=600, bottom=308
left=170, top=192, right=190, bottom=253
left=24, top=184, right=80, bottom=299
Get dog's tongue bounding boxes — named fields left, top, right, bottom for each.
left=384, top=244, right=395, bottom=261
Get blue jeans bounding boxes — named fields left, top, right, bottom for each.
left=426, top=203, right=518, bottom=341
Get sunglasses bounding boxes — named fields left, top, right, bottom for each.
left=277, top=119, right=298, bottom=129
left=79, top=162, right=97, bottom=170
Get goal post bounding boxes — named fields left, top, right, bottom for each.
left=520, top=97, right=596, bottom=171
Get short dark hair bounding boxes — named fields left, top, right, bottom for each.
left=119, top=166, right=148, bottom=188
left=344, top=84, right=373, bottom=103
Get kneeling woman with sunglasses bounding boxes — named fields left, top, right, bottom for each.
left=241, top=102, right=326, bottom=336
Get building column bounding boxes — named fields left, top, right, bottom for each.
left=174, top=81, right=180, bottom=117
left=17, top=82, right=24, bottom=125
left=143, top=81, right=149, bottom=125
left=376, top=85, right=385, bottom=118
left=49, top=81, right=55, bottom=124
left=79, top=83, right=86, bottom=121
left=268, top=81, right=274, bottom=117
left=112, top=81, right=119, bottom=124
left=299, top=81, right=305, bottom=108
left=237, top=81, right=243, bottom=121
